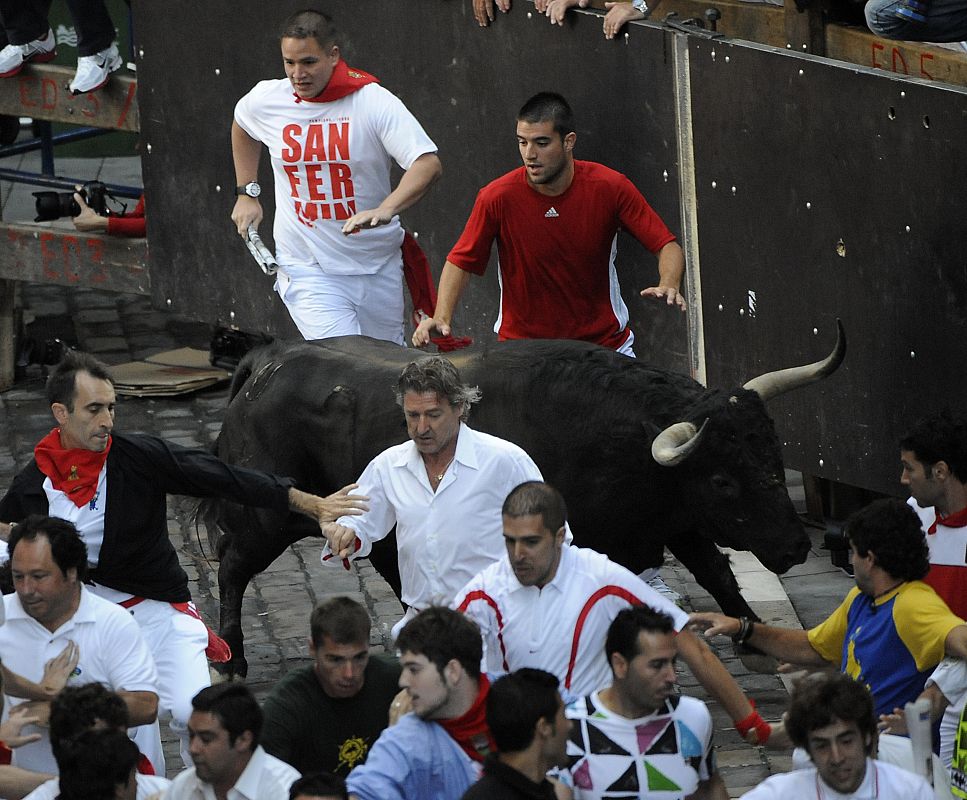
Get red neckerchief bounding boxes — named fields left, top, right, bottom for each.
left=137, top=752, right=155, bottom=775
left=929, top=506, right=967, bottom=534
left=438, top=674, right=496, bottom=763
left=293, top=59, right=378, bottom=104
left=33, top=428, right=111, bottom=508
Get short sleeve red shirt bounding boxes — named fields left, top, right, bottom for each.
left=447, top=161, right=675, bottom=350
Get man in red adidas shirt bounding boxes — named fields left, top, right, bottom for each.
left=413, top=91, right=684, bottom=357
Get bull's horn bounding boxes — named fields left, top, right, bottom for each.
left=741, top=319, right=846, bottom=403
left=651, top=419, right=709, bottom=466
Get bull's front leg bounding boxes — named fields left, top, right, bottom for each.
left=214, top=542, right=252, bottom=680
left=665, top=533, right=756, bottom=620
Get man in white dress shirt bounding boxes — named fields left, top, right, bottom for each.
left=323, top=356, right=549, bottom=638
left=164, top=683, right=299, bottom=800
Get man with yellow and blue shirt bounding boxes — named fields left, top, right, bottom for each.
left=690, top=498, right=967, bottom=718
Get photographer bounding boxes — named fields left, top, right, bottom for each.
left=71, top=190, right=145, bottom=237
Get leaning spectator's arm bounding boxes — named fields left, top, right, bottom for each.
left=603, top=1, right=650, bottom=38
left=544, top=0, right=590, bottom=25
left=230, top=120, right=263, bottom=237
left=2, top=641, right=78, bottom=701
left=689, top=612, right=829, bottom=666
left=341, top=153, right=442, bottom=234
left=118, top=690, right=158, bottom=726
left=640, top=241, right=686, bottom=310
left=473, top=0, right=512, bottom=26
left=71, top=193, right=109, bottom=233
left=412, top=261, right=472, bottom=346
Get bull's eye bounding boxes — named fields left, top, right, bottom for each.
left=710, top=473, right=739, bottom=498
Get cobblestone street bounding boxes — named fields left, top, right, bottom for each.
left=0, top=284, right=852, bottom=794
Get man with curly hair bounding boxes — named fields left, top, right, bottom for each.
left=691, top=499, right=967, bottom=718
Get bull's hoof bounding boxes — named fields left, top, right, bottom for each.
left=734, top=642, right=778, bottom=674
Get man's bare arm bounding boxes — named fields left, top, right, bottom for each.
left=288, top=486, right=370, bottom=533
left=230, top=121, right=263, bottom=237
left=412, top=262, right=472, bottom=346
left=342, top=153, right=442, bottom=234
left=640, top=241, right=686, bottom=310
left=119, top=690, right=158, bottom=726
left=689, top=612, right=829, bottom=667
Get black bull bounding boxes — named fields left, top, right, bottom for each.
left=203, top=326, right=845, bottom=677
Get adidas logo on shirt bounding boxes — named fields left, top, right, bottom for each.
left=544, top=207, right=559, bottom=218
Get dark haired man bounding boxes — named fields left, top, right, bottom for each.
left=456, top=481, right=772, bottom=744
left=55, top=728, right=141, bottom=800
left=740, top=673, right=932, bottom=799
left=900, top=410, right=967, bottom=618
left=0, top=516, right=159, bottom=775
left=347, top=607, right=496, bottom=800
left=461, top=668, right=569, bottom=800
left=565, top=606, right=726, bottom=800
left=414, top=91, right=685, bottom=357
left=261, top=596, right=400, bottom=774
left=0, top=349, right=367, bottom=770
left=691, top=498, right=967, bottom=718
left=231, top=8, right=441, bottom=344
left=22, top=683, right=171, bottom=800
left=323, top=357, right=550, bottom=638
left=167, top=683, right=299, bottom=799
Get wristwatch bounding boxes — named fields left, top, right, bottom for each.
left=236, top=182, right=261, bottom=198
left=632, top=0, right=651, bottom=16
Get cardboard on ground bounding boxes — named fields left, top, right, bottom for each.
left=109, top=348, right=230, bottom=397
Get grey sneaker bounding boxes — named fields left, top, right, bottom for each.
left=0, top=28, right=56, bottom=79
left=69, top=42, right=122, bottom=95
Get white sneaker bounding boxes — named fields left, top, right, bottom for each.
left=644, top=570, right=682, bottom=607
left=0, top=28, right=56, bottom=79
left=69, top=42, right=122, bottom=95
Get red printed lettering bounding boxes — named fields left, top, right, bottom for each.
left=39, top=233, right=59, bottom=280
left=333, top=200, right=355, bottom=222
left=62, top=236, right=82, bottom=283
left=920, top=52, right=934, bottom=79
left=327, top=122, right=350, bottom=161
left=80, top=92, right=100, bottom=119
left=305, top=164, right=327, bottom=201
left=328, top=163, right=353, bottom=200
left=42, top=78, right=57, bottom=110
left=85, top=239, right=107, bottom=283
left=283, top=164, right=301, bottom=195
left=871, top=42, right=885, bottom=69
left=320, top=202, right=333, bottom=221
left=18, top=77, right=37, bottom=108
left=295, top=201, right=319, bottom=227
left=891, top=47, right=908, bottom=74
left=303, top=124, right=326, bottom=161
left=282, top=125, right=302, bottom=162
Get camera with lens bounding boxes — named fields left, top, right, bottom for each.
left=33, top=180, right=109, bottom=223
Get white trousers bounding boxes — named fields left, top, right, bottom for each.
left=122, top=598, right=211, bottom=771
left=276, top=255, right=405, bottom=345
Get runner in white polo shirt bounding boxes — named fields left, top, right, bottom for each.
left=453, top=481, right=772, bottom=744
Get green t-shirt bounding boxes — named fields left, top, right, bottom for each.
left=261, top=652, right=402, bottom=775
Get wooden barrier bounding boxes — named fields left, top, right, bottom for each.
left=0, top=63, right=139, bottom=131
left=0, top=224, right=149, bottom=295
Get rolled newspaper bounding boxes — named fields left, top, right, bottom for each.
left=246, top=225, right=278, bottom=275
left=903, top=697, right=934, bottom=786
